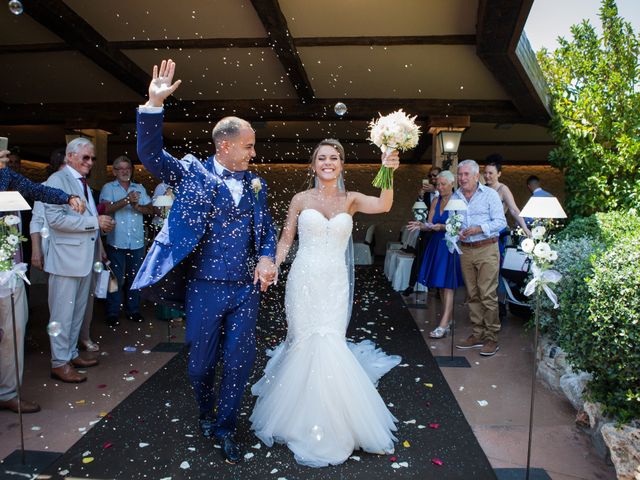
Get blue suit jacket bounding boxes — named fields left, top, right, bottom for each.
left=131, top=110, right=277, bottom=308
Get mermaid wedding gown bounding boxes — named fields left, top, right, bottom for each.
left=250, top=208, right=400, bottom=467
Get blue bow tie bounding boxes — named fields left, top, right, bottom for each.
left=220, top=169, right=245, bottom=181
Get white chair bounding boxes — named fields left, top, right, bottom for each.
left=391, top=252, right=415, bottom=291
left=384, top=242, right=403, bottom=279
left=353, top=243, right=373, bottom=265
left=353, top=224, right=376, bottom=260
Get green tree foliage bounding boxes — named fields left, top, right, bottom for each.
left=537, top=0, right=640, bottom=216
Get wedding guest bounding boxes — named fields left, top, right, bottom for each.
left=526, top=175, right=552, bottom=197
left=100, top=155, right=153, bottom=326
left=31, top=148, right=102, bottom=352
left=403, top=166, right=441, bottom=296
left=0, top=149, right=85, bottom=412
left=44, top=139, right=115, bottom=383
left=483, top=155, right=531, bottom=321
left=453, top=160, right=506, bottom=356
left=524, top=175, right=553, bottom=226
left=408, top=170, right=464, bottom=338
left=483, top=156, right=532, bottom=256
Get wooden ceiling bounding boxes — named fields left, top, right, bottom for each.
left=0, top=0, right=554, bottom=164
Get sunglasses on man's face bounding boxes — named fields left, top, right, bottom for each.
left=76, top=153, right=96, bottom=162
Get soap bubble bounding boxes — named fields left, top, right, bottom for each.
left=40, top=226, right=50, bottom=239
left=334, top=102, right=347, bottom=116
left=93, top=262, right=104, bottom=273
left=47, top=322, right=62, bottom=337
left=8, top=0, right=23, bottom=15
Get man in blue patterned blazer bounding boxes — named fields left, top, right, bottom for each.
left=132, top=59, right=277, bottom=464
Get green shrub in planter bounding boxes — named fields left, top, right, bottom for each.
left=562, top=234, right=640, bottom=422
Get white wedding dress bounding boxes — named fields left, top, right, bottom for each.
left=250, top=208, right=400, bottom=467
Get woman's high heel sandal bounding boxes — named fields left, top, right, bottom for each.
left=429, top=325, right=451, bottom=339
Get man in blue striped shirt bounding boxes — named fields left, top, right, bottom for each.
left=451, top=159, right=507, bottom=356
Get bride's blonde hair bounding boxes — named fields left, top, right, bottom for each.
left=307, top=139, right=346, bottom=190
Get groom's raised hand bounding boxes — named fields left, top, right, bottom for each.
left=254, top=257, right=277, bottom=292
left=145, top=59, right=182, bottom=108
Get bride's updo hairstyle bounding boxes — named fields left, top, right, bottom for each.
left=307, top=138, right=346, bottom=190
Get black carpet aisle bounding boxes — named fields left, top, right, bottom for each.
left=40, top=266, right=496, bottom=479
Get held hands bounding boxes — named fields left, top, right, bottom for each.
left=128, top=191, right=140, bottom=205
left=407, top=220, right=436, bottom=232
left=68, top=196, right=86, bottom=214
left=459, top=226, right=482, bottom=241
left=146, top=59, right=182, bottom=108
left=253, top=257, right=277, bottom=292
left=98, top=215, right=115, bottom=233
left=381, top=150, right=400, bottom=170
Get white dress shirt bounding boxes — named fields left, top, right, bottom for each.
left=66, top=165, right=97, bottom=215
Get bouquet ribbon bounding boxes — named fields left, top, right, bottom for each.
left=523, top=263, right=562, bottom=309
left=0, top=262, right=31, bottom=299
left=444, top=232, right=462, bottom=255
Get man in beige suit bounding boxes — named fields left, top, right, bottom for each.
left=44, top=138, right=115, bottom=382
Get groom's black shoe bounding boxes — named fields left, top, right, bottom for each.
left=199, top=419, right=215, bottom=439
left=217, top=433, right=241, bottom=464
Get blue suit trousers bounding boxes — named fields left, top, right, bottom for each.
left=185, top=278, right=260, bottom=437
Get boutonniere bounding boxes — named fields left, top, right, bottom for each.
left=251, top=178, right=262, bottom=200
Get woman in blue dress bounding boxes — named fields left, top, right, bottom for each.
left=407, top=170, right=464, bottom=338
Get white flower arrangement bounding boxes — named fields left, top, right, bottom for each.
left=520, top=230, right=562, bottom=308
left=0, top=215, right=29, bottom=297
left=368, top=109, right=421, bottom=189
left=0, top=215, right=26, bottom=271
left=444, top=213, right=464, bottom=254
left=251, top=178, right=262, bottom=200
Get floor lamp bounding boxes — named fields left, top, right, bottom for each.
left=515, top=196, right=566, bottom=480
left=435, top=198, right=470, bottom=368
left=0, top=192, right=59, bottom=475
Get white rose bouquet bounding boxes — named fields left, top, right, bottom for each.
left=0, top=214, right=29, bottom=298
left=444, top=213, right=464, bottom=254
left=368, top=109, right=421, bottom=189
left=520, top=225, right=562, bottom=308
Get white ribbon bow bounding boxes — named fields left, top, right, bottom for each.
left=523, top=263, right=562, bottom=308
left=444, top=232, right=462, bottom=255
left=0, top=263, right=31, bottom=298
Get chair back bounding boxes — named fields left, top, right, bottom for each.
left=353, top=243, right=373, bottom=265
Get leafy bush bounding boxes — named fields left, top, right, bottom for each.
left=530, top=210, right=640, bottom=421
left=556, top=209, right=640, bottom=246
left=536, top=236, right=603, bottom=341
left=563, top=235, right=640, bottom=422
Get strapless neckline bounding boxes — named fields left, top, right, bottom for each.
left=300, top=208, right=352, bottom=222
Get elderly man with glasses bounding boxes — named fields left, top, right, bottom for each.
left=44, top=138, right=115, bottom=382
left=99, top=156, right=153, bottom=326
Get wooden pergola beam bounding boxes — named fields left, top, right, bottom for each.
left=20, top=0, right=150, bottom=98
left=249, top=0, right=315, bottom=102
left=0, top=98, right=529, bottom=125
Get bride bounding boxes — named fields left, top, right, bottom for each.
left=250, top=139, right=402, bottom=467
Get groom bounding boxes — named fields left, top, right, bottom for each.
left=132, top=59, right=277, bottom=464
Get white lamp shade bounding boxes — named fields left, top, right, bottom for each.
left=0, top=191, right=31, bottom=212
left=444, top=198, right=467, bottom=211
left=412, top=201, right=427, bottom=210
left=153, top=195, right=174, bottom=207
left=519, top=196, right=567, bottom=219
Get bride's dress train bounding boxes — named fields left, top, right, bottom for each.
left=250, top=209, right=400, bottom=467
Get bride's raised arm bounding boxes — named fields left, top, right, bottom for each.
left=350, top=150, right=400, bottom=215
left=275, top=192, right=304, bottom=268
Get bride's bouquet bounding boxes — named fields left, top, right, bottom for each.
left=368, top=109, right=421, bottom=189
